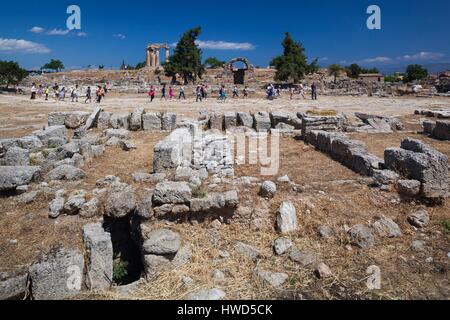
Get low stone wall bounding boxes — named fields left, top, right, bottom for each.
left=385, top=138, right=449, bottom=199
left=415, top=109, right=450, bottom=119
left=153, top=126, right=234, bottom=177
left=421, top=119, right=450, bottom=141
left=301, top=114, right=347, bottom=139
left=305, top=130, right=383, bottom=176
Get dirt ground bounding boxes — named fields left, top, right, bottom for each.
left=0, top=93, right=449, bottom=300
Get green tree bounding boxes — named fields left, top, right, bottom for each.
left=328, top=64, right=343, bottom=83
left=270, top=32, right=309, bottom=83
left=0, top=61, right=28, bottom=88
left=41, top=59, right=64, bottom=72
left=99, top=65, right=105, bottom=70
left=204, top=57, right=225, bottom=69
left=345, top=64, right=380, bottom=78
left=404, top=64, right=428, bottom=83
left=135, top=61, right=146, bottom=70
left=307, top=58, right=320, bottom=74
left=164, top=27, right=205, bottom=84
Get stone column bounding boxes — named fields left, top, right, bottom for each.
left=155, top=49, right=160, bottom=67
left=151, top=50, right=156, bottom=67
left=146, top=49, right=151, bottom=67
left=165, top=48, right=170, bottom=63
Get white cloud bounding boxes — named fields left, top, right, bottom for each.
left=0, top=38, right=51, bottom=54
left=319, top=57, right=329, bottom=61
left=30, top=26, right=45, bottom=34
left=359, top=56, right=392, bottom=64
left=47, top=29, right=70, bottom=36
left=77, top=32, right=87, bottom=37
left=195, top=40, right=255, bottom=51
left=398, top=51, right=445, bottom=61
left=113, top=34, right=126, bottom=40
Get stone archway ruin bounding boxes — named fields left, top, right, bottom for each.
left=146, top=44, right=170, bottom=68
left=225, top=57, right=254, bottom=85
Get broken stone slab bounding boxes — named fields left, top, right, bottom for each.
left=0, top=166, right=41, bottom=191
left=433, top=121, right=450, bottom=140
left=17, top=135, right=43, bottom=152
left=0, top=270, right=29, bottom=300
left=289, top=249, right=317, bottom=266
left=153, top=181, right=192, bottom=205
left=407, top=210, right=430, bottom=228
left=119, top=140, right=136, bottom=151
left=153, top=128, right=192, bottom=172
left=143, top=113, right=162, bottom=131
left=276, top=201, right=298, bottom=234
left=135, top=194, right=154, bottom=220
left=105, top=128, right=130, bottom=140
left=97, top=112, right=111, bottom=130
left=105, top=186, right=137, bottom=218
left=254, top=112, right=271, bottom=132
left=84, top=107, right=102, bottom=130
left=29, top=248, right=84, bottom=300
left=255, top=270, right=288, bottom=288
left=49, top=197, right=65, bottom=219
left=0, top=147, right=29, bottom=166
left=64, top=192, right=86, bottom=215
left=237, top=112, right=254, bottom=128
left=209, top=112, right=224, bottom=131
left=189, top=190, right=239, bottom=213
left=48, top=112, right=69, bottom=126
left=83, top=223, right=113, bottom=291
left=33, top=126, right=68, bottom=147
left=65, top=111, right=90, bottom=129
left=396, top=180, right=421, bottom=197
left=224, top=112, right=237, bottom=130
left=162, top=113, right=177, bottom=131
left=422, top=119, right=436, bottom=135
left=270, top=111, right=291, bottom=127
left=79, top=198, right=99, bottom=218
left=348, top=224, right=375, bottom=249
left=47, top=165, right=86, bottom=181
left=109, top=113, right=130, bottom=130
left=235, top=242, right=262, bottom=262
left=372, top=170, right=399, bottom=186
left=130, top=107, right=145, bottom=131
left=372, top=217, right=402, bottom=238
left=142, top=229, right=181, bottom=255
left=273, top=237, right=293, bottom=255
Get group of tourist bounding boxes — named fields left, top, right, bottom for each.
left=29, top=83, right=109, bottom=104
left=267, top=83, right=318, bottom=100
left=147, top=84, right=251, bottom=103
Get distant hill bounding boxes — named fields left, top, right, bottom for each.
left=378, top=62, right=450, bottom=75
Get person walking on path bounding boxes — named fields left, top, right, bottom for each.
left=196, top=85, right=203, bottom=102
left=96, top=86, right=104, bottom=103
left=169, top=86, right=175, bottom=99
left=243, top=86, right=249, bottom=98
left=178, top=86, right=186, bottom=100
left=232, top=85, right=239, bottom=98
left=30, top=83, right=37, bottom=100
left=311, top=83, right=318, bottom=100
left=85, top=86, right=92, bottom=103
left=161, top=84, right=167, bottom=100
left=44, top=86, right=50, bottom=101
left=218, top=85, right=227, bottom=103
left=148, top=86, right=156, bottom=102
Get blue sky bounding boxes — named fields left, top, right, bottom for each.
left=1, top=0, right=449, bottom=73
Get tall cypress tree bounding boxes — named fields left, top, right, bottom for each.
left=164, top=27, right=205, bottom=84
left=270, top=33, right=309, bottom=83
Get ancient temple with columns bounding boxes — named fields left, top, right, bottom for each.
left=146, top=44, right=170, bottom=68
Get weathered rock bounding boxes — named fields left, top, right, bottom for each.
left=143, top=113, right=162, bottom=131
left=422, top=120, right=436, bottom=135
left=209, top=112, right=224, bottom=131
left=276, top=201, right=298, bottom=234
left=433, top=120, right=450, bottom=140
left=142, top=255, right=171, bottom=277
left=237, top=112, right=254, bottom=128
left=259, top=181, right=277, bottom=198
left=235, top=242, right=261, bottom=261
left=317, top=226, right=335, bottom=239
left=48, top=112, right=69, bottom=126
left=79, top=198, right=99, bottom=218
left=142, top=229, right=181, bottom=255
left=189, top=190, right=239, bottom=213
left=273, top=237, right=293, bottom=255
left=162, top=113, right=177, bottom=131
left=315, top=263, right=332, bottom=279
left=0, top=147, right=29, bottom=166
left=109, top=113, right=130, bottom=130
left=153, top=181, right=192, bottom=205
left=83, top=223, right=113, bottom=291
left=348, top=224, right=375, bottom=248
left=119, top=140, right=136, bottom=151
left=153, top=128, right=192, bottom=172
left=65, top=112, right=90, bottom=129
left=49, top=197, right=65, bottom=218
left=270, top=111, right=290, bottom=127
left=172, top=245, right=192, bottom=267
left=64, top=192, right=86, bottom=215
left=17, top=135, right=43, bottom=152
left=372, top=170, right=399, bottom=185
left=0, top=166, right=41, bottom=191
left=254, top=112, right=271, bottom=132
left=33, top=126, right=67, bottom=147
left=187, top=288, right=226, bottom=300
left=130, top=107, right=144, bottom=131
left=224, top=112, right=237, bottom=130
left=212, top=269, right=226, bottom=282
left=29, top=248, right=84, bottom=300
left=372, top=217, right=402, bottom=238
left=407, top=210, right=430, bottom=228
left=47, top=165, right=85, bottom=181
left=290, top=249, right=317, bottom=266
left=105, top=187, right=137, bottom=218
left=85, top=107, right=102, bottom=130
left=135, top=196, right=154, bottom=220
left=396, top=180, right=421, bottom=197
left=105, top=128, right=130, bottom=140
left=411, top=240, right=426, bottom=252
left=17, top=191, right=38, bottom=204
left=0, top=270, right=28, bottom=300
left=255, top=271, right=288, bottom=288
left=97, top=112, right=111, bottom=130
